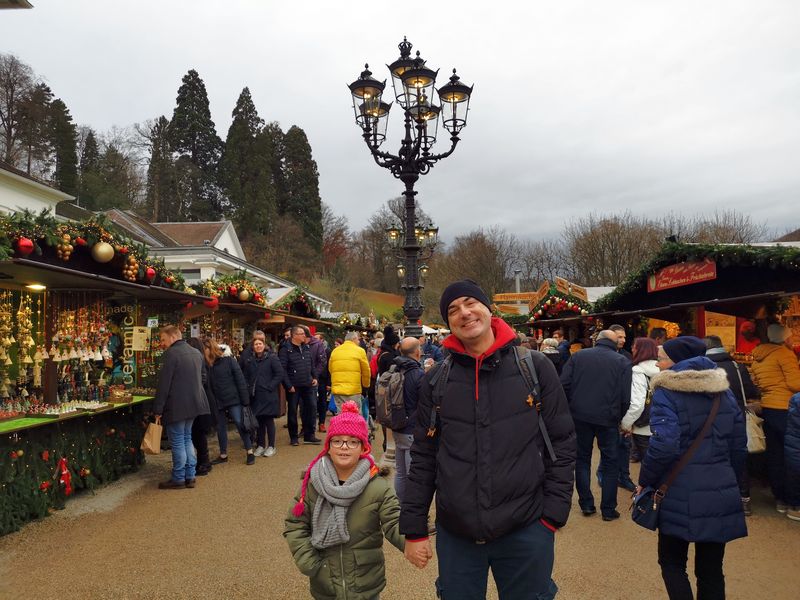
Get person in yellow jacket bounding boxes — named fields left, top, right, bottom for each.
left=328, top=331, right=371, bottom=412
left=751, top=324, right=800, bottom=513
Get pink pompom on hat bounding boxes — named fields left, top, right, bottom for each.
left=292, top=401, right=377, bottom=517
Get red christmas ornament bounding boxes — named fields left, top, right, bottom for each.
left=229, top=286, right=238, bottom=296
left=75, top=237, right=87, bottom=246
left=118, top=246, right=129, bottom=254
left=165, top=276, right=174, bottom=284
left=41, top=450, right=50, bottom=462
left=254, top=293, right=262, bottom=303
left=10, top=450, right=18, bottom=460
left=203, top=296, right=220, bottom=309
left=16, top=237, right=34, bottom=256
left=39, top=481, right=51, bottom=492
left=145, top=267, right=156, bottom=281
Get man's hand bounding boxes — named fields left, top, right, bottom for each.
left=404, top=538, right=432, bottom=569
left=154, top=414, right=162, bottom=425
left=311, top=379, right=318, bottom=387
left=289, top=386, right=295, bottom=393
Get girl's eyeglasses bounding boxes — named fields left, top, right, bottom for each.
left=330, top=439, right=361, bottom=449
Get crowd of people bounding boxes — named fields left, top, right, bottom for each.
left=150, top=281, right=800, bottom=600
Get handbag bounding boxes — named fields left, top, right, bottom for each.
left=327, top=393, right=338, bottom=415
left=241, top=405, right=258, bottom=434
left=633, top=374, right=653, bottom=428
left=631, top=393, right=722, bottom=530
left=735, top=366, right=766, bottom=453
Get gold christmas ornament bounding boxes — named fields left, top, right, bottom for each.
left=238, top=290, right=251, bottom=302
left=91, top=241, right=115, bottom=263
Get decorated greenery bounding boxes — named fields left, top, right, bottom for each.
left=0, top=402, right=149, bottom=536
left=0, top=210, right=186, bottom=290
left=273, top=286, right=319, bottom=319
left=192, top=271, right=268, bottom=306
left=593, top=241, right=800, bottom=312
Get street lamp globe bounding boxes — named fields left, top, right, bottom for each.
left=437, top=69, right=473, bottom=134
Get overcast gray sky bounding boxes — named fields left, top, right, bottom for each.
left=2, top=1, right=798, bottom=241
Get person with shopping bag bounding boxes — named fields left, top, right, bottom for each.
left=153, top=325, right=209, bottom=490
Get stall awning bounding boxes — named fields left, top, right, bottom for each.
left=0, top=258, right=211, bottom=303
left=217, top=302, right=334, bottom=329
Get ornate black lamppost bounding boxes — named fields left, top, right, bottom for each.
left=348, top=37, right=473, bottom=336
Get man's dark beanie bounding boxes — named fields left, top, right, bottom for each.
left=383, top=325, right=400, bottom=346
left=439, top=279, right=492, bottom=324
left=663, top=336, right=706, bottom=364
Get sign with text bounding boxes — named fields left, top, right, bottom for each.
left=647, top=259, right=717, bottom=293
left=494, top=292, right=540, bottom=303
left=555, top=277, right=571, bottom=296
left=529, top=281, right=552, bottom=311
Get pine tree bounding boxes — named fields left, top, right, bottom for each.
left=17, top=83, right=53, bottom=176
left=282, top=125, right=322, bottom=254
left=220, top=87, right=278, bottom=240
left=48, top=98, right=78, bottom=195
left=77, top=129, right=101, bottom=208
left=168, top=69, right=223, bottom=221
left=93, top=143, right=134, bottom=210
left=143, top=116, right=178, bottom=221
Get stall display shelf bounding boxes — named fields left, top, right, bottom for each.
left=0, top=396, right=153, bottom=435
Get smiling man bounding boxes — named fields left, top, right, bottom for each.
left=399, top=279, right=576, bottom=600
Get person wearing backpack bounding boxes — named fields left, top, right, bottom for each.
left=399, top=280, right=576, bottom=600
left=621, top=337, right=660, bottom=462
left=389, top=337, right=425, bottom=503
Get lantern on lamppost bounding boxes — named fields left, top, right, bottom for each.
left=349, top=37, right=473, bottom=337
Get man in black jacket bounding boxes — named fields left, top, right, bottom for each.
left=393, top=337, right=425, bottom=504
left=279, top=325, right=321, bottom=446
left=400, top=280, right=575, bottom=599
left=560, top=330, right=632, bottom=521
left=154, top=325, right=209, bottom=489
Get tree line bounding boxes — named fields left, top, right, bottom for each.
left=0, top=54, right=322, bottom=276
left=319, top=203, right=769, bottom=321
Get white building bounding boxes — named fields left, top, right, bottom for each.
left=0, top=161, right=74, bottom=215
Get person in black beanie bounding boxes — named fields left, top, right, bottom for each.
left=377, top=325, right=401, bottom=376
left=438, top=279, right=492, bottom=325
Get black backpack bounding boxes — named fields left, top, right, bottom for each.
left=375, top=364, right=408, bottom=430
left=426, top=346, right=557, bottom=462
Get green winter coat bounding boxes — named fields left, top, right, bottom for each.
left=284, top=469, right=405, bottom=600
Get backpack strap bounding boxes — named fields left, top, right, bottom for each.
left=426, top=355, right=452, bottom=437
left=514, top=346, right=557, bottom=463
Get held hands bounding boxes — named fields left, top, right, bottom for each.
left=404, top=538, right=433, bottom=569
left=154, top=415, right=161, bottom=425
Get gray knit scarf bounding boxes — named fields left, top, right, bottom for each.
left=309, top=456, right=372, bottom=550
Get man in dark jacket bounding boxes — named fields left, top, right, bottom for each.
left=400, top=280, right=575, bottom=599
left=393, top=337, right=425, bottom=504
left=303, top=327, right=328, bottom=432
left=553, top=328, right=571, bottom=365
left=560, top=330, right=632, bottom=520
left=418, top=335, right=443, bottom=365
left=279, top=325, right=321, bottom=445
left=154, top=325, right=208, bottom=489
left=704, top=334, right=760, bottom=514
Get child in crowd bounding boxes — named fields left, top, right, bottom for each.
left=284, top=402, right=405, bottom=599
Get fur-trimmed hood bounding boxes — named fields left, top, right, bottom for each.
left=651, top=356, right=729, bottom=394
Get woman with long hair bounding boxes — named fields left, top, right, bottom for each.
left=241, top=338, right=290, bottom=458
left=202, top=338, right=256, bottom=465
left=621, top=337, right=659, bottom=460
left=186, top=337, right=217, bottom=475
left=638, top=337, right=746, bottom=599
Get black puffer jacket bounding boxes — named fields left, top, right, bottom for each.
left=210, top=355, right=249, bottom=409
left=242, top=350, right=291, bottom=417
left=279, top=342, right=314, bottom=387
left=399, top=319, right=576, bottom=542
left=706, top=350, right=760, bottom=412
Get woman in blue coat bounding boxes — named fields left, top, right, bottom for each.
left=242, top=338, right=291, bottom=458
left=638, top=336, right=746, bottom=600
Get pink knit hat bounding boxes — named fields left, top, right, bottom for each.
left=292, top=402, right=377, bottom=517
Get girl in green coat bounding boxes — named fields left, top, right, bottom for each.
left=285, top=401, right=405, bottom=600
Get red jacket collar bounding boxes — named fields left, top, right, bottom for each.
left=443, top=317, right=518, bottom=360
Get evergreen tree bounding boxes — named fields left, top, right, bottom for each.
left=48, top=98, right=78, bottom=195
left=143, top=116, right=178, bottom=221
left=282, top=125, right=322, bottom=253
left=93, top=143, right=135, bottom=210
left=18, top=83, right=53, bottom=176
left=168, top=69, right=223, bottom=220
left=220, top=87, right=277, bottom=239
left=77, top=129, right=101, bottom=208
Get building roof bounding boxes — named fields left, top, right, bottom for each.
left=104, top=209, right=179, bottom=247
left=775, top=228, right=800, bottom=243
left=0, top=160, right=74, bottom=204
left=152, top=221, right=228, bottom=247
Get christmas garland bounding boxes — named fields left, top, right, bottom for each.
left=593, top=241, right=800, bottom=312
left=0, top=402, right=148, bottom=536
left=0, top=210, right=186, bottom=291
left=192, top=271, right=268, bottom=307
left=272, top=286, right=319, bottom=319
left=528, top=291, right=592, bottom=323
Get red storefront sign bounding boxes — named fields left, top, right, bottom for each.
left=647, top=259, right=717, bottom=293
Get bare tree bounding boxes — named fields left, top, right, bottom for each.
left=321, top=202, right=350, bottom=272
left=0, top=53, right=36, bottom=165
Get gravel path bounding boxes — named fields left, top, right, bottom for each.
left=1, top=419, right=798, bottom=599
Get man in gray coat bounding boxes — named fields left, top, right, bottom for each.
left=154, top=325, right=208, bottom=489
